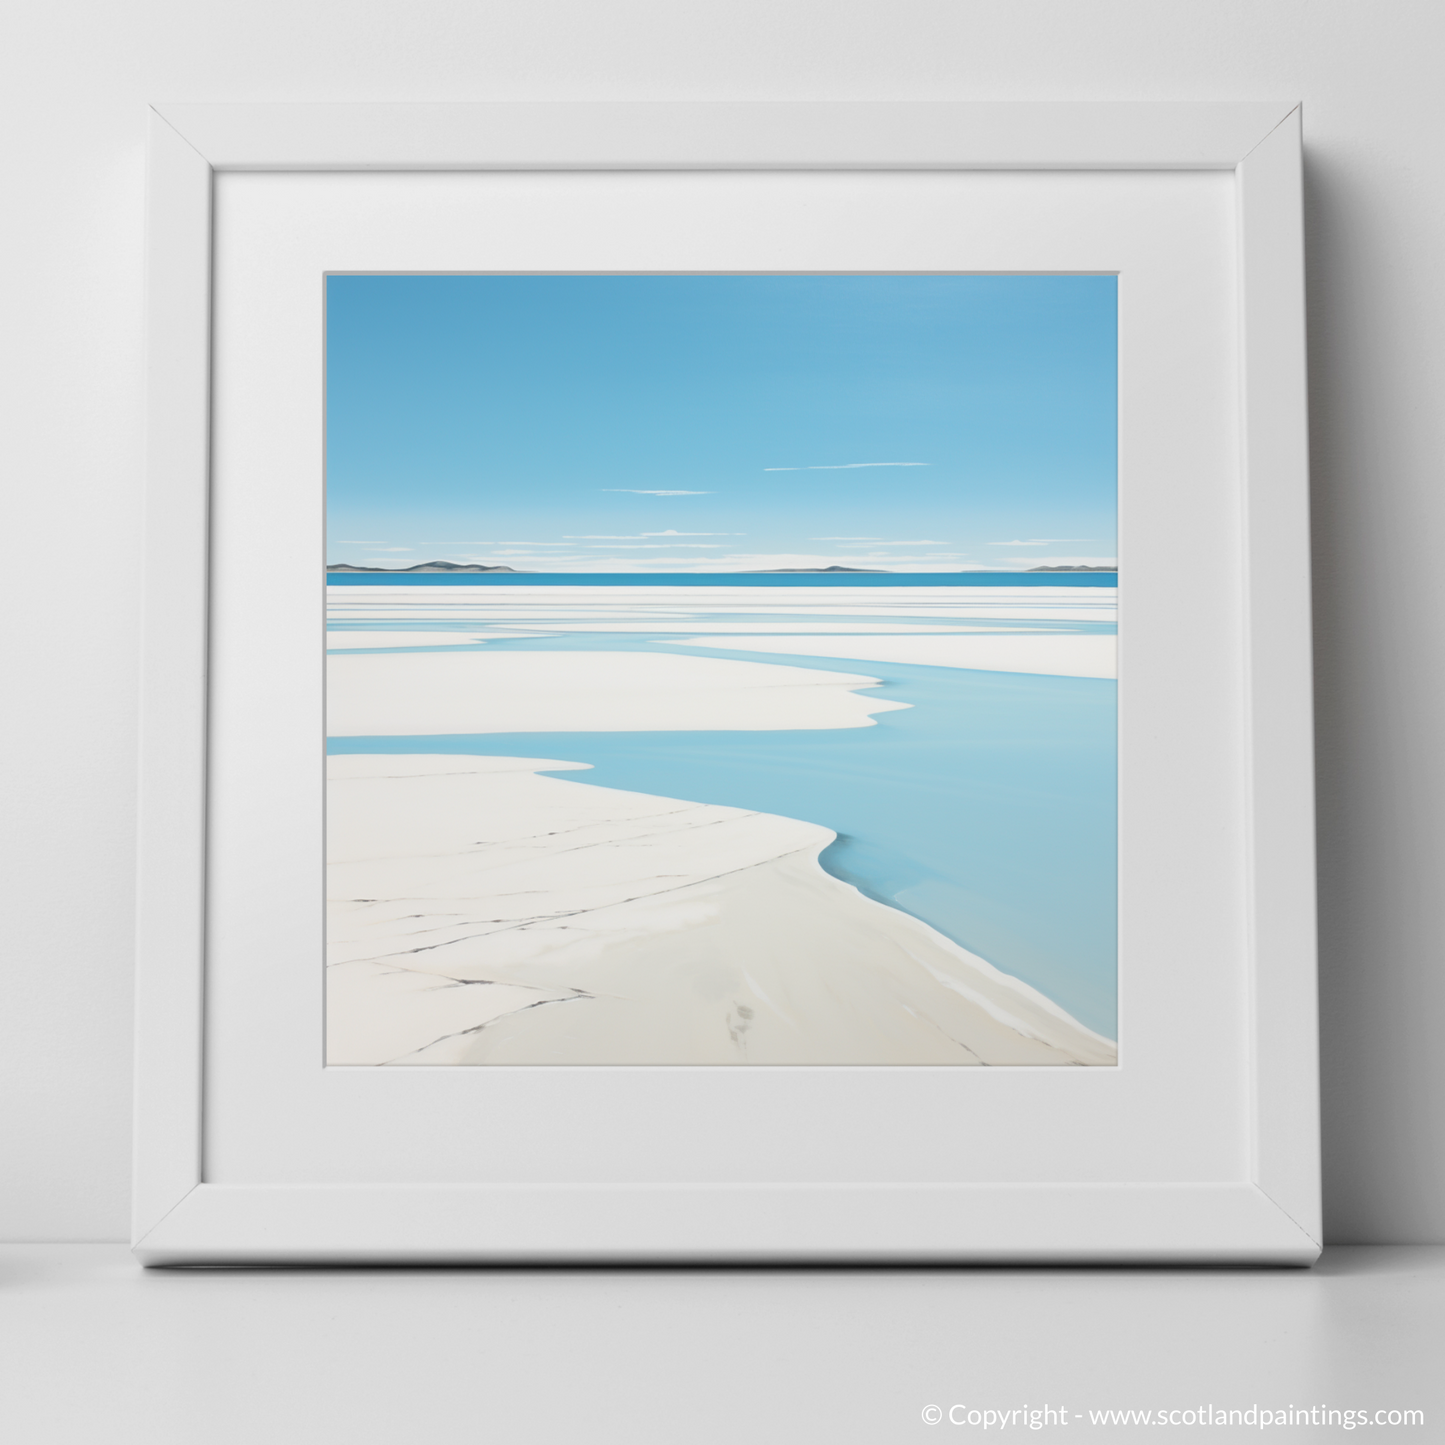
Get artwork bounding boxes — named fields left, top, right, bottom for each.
left=324, top=274, right=1118, bottom=1067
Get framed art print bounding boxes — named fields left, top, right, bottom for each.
left=135, top=103, right=1320, bottom=1263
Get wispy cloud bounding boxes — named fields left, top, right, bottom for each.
left=764, top=462, right=928, bottom=471
left=810, top=536, right=882, bottom=541
left=522, top=554, right=743, bottom=568
left=565, top=530, right=740, bottom=539
left=988, top=539, right=1085, bottom=547
left=587, top=544, right=723, bottom=549
left=335, top=539, right=386, bottom=544
left=1003, top=555, right=1117, bottom=568
left=601, top=489, right=712, bottom=496
left=844, top=539, right=949, bottom=546
left=480, top=550, right=586, bottom=559
left=696, top=551, right=971, bottom=571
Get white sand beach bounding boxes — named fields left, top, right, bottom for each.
left=326, top=583, right=1116, bottom=629
left=672, top=632, right=1118, bottom=679
left=326, top=755, right=1116, bottom=1067
left=327, top=649, right=910, bottom=735
left=514, top=622, right=1062, bottom=634
left=326, top=631, right=533, bottom=649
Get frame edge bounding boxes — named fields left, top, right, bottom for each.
left=134, top=1182, right=1321, bottom=1267
left=152, top=100, right=1299, bottom=173
left=132, top=110, right=213, bottom=1245
left=1236, top=108, right=1323, bottom=1246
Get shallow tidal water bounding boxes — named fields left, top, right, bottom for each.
left=328, top=631, right=1118, bottom=1038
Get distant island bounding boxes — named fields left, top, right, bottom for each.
left=748, top=566, right=887, bottom=574
left=326, top=561, right=529, bottom=574
left=1028, top=565, right=1117, bottom=573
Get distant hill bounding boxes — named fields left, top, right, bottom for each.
left=748, top=565, right=887, bottom=574
left=1028, top=565, right=1117, bottom=573
left=326, top=561, right=528, bottom=574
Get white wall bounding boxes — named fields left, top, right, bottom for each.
left=2, top=0, right=1441, bottom=1243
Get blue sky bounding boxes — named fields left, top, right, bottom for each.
left=325, top=274, right=1116, bottom=573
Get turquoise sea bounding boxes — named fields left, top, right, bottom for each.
left=328, top=571, right=1116, bottom=590
left=327, top=578, right=1118, bottom=1037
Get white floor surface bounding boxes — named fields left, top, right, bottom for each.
left=0, top=1245, right=1439, bottom=1443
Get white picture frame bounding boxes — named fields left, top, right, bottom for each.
left=135, top=102, right=1318, bottom=1265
